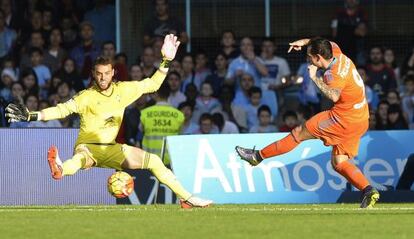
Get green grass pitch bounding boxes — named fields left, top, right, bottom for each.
left=1, top=204, right=413, bottom=239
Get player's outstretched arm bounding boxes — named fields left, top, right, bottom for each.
left=141, top=34, right=181, bottom=94
left=5, top=98, right=79, bottom=123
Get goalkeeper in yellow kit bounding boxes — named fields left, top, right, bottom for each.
left=5, top=34, right=212, bottom=208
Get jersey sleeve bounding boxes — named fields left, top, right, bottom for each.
left=330, top=41, right=342, bottom=58
left=119, top=70, right=167, bottom=105
left=41, top=97, right=81, bottom=121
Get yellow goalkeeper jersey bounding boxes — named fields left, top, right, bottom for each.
left=41, top=71, right=166, bottom=145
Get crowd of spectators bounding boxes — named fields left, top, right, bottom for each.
left=0, top=0, right=413, bottom=146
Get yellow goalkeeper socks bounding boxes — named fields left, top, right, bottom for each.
left=143, top=152, right=192, bottom=200
left=62, top=153, right=86, bottom=176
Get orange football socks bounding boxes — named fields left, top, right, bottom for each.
left=334, top=160, right=370, bottom=191
left=259, top=134, right=299, bottom=159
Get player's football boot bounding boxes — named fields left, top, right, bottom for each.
left=235, top=146, right=263, bottom=166
left=180, top=196, right=213, bottom=209
left=47, top=145, right=63, bottom=180
left=360, top=186, right=380, bottom=208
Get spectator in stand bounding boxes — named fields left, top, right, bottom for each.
left=233, top=72, right=255, bottom=107
left=1, top=0, right=23, bottom=31
left=297, top=62, right=320, bottom=112
left=368, top=110, right=376, bottom=130
left=259, top=37, right=291, bottom=92
left=331, top=0, right=367, bottom=61
left=194, top=50, right=211, bottom=87
left=143, top=0, right=188, bottom=47
left=29, top=99, right=62, bottom=127
left=279, top=111, right=299, bottom=132
left=56, top=81, right=78, bottom=128
left=56, top=57, right=84, bottom=92
left=84, top=0, right=115, bottom=43
left=30, top=47, right=51, bottom=98
left=184, top=83, right=198, bottom=106
left=357, top=66, right=379, bottom=110
left=226, top=37, right=268, bottom=88
left=218, top=84, right=247, bottom=132
left=43, top=27, right=68, bottom=74
left=386, top=90, right=401, bottom=106
left=219, top=30, right=239, bottom=63
left=387, top=103, right=408, bottom=130
left=169, top=59, right=182, bottom=77
left=245, top=86, right=262, bottom=129
left=0, top=8, right=16, bottom=64
left=375, top=100, right=389, bottom=130
left=9, top=93, right=39, bottom=128
left=401, top=75, right=414, bottom=128
left=212, top=112, right=239, bottom=134
left=20, top=10, right=43, bottom=44
left=365, top=46, right=397, bottom=97
left=354, top=22, right=368, bottom=66
left=178, top=101, right=198, bottom=134
left=115, top=52, right=128, bottom=66
left=10, top=81, right=25, bottom=104
left=196, top=113, right=218, bottom=134
left=249, top=105, right=277, bottom=133
left=193, top=81, right=221, bottom=123
left=101, top=41, right=128, bottom=81
left=0, top=67, right=16, bottom=102
left=70, top=21, right=101, bottom=82
left=152, top=37, right=164, bottom=65
left=48, top=73, right=62, bottom=96
left=180, top=53, right=195, bottom=92
left=167, top=71, right=186, bottom=108
left=60, top=14, right=79, bottom=50
left=140, top=46, right=157, bottom=78
left=129, top=64, right=144, bottom=81
left=20, top=69, right=39, bottom=97
left=20, top=30, right=46, bottom=70
left=401, top=46, right=414, bottom=78
left=205, top=53, right=228, bottom=97
left=384, top=48, right=400, bottom=83
left=41, top=7, right=54, bottom=40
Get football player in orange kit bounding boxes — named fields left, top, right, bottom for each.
left=236, top=37, right=379, bottom=208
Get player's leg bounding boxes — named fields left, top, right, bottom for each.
left=236, top=123, right=316, bottom=166
left=331, top=151, right=379, bottom=208
left=121, top=145, right=212, bottom=207
left=47, top=144, right=94, bottom=180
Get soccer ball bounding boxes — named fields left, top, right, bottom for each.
left=107, top=171, right=134, bottom=198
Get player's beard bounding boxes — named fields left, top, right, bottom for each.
left=96, top=79, right=112, bottom=91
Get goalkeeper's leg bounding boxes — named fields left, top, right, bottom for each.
left=47, top=145, right=88, bottom=180
left=121, top=147, right=213, bottom=207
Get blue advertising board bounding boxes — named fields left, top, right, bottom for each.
left=167, top=131, right=413, bottom=204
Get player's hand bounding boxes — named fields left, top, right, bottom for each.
left=307, top=64, right=318, bottom=80
left=288, top=39, right=309, bottom=53
left=161, top=34, right=181, bottom=61
left=5, top=103, right=30, bottom=122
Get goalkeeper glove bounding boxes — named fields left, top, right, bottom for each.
left=5, top=103, right=39, bottom=122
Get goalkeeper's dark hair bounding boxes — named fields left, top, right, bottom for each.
left=93, top=56, right=114, bottom=69
left=308, top=37, right=333, bottom=59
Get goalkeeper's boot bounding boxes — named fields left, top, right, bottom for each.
left=180, top=196, right=213, bottom=209
left=47, top=145, right=63, bottom=180
left=360, top=186, right=380, bottom=208
left=235, top=146, right=263, bottom=166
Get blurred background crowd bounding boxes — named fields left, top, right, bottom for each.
left=1, top=0, right=414, bottom=146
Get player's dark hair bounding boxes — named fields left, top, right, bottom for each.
left=248, top=86, right=262, bottom=97
left=308, top=37, right=333, bottom=59
left=257, top=105, right=271, bottom=116
left=157, top=80, right=171, bottom=99
left=93, top=56, right=113, bottom=69
left=283, top=110, right=298, bottom=121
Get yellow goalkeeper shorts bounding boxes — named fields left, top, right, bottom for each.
left=74, top=143, right=134, bottom=170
